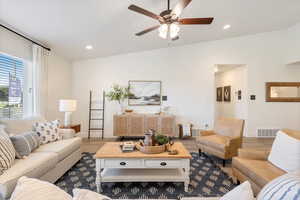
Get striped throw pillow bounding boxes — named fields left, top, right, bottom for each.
left=257, top=171, right=300, bottom=200
left=0, top=126, right=16, bottom=175
left=10, top=131, right=41, bottom=159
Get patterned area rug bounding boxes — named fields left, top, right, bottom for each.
left=55, top=152, right=236, bottom=199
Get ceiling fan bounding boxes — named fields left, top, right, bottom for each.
left=128, top=0, right=214, bottom=40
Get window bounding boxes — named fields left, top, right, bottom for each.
left=0, top=53, right=25, bottom=119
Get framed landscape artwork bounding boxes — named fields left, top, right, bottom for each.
left=224, top=86, right=231, bottom=102
left=128, top=81, right=161, bottom=106
left=216, top=87, right=223, bottom=102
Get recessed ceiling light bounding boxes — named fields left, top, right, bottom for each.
left=85, top=45, right=93, bottom=50
left=223, top=24, right=231, bottom=30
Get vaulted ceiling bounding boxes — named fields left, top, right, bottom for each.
left=1, top=0, right=300, bottom=61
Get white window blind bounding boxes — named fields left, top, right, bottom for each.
left=0, top=53, right=24, bottom=119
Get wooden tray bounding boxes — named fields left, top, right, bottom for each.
left=136, top=143, right=166, bottom=154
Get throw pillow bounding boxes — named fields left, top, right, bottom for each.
left=0, top=126, right=15, bottom=175
left=10, top=131, right=41, bottom=159
left=268, top=130, right=300, bottom=172
left=33, top=120, right=61, bottom=144
left=257, top=171, right=300, bottom=200
left=10, top=176, right=72, bottom=200
left=73, top=189, right=111, bottom=200
left=220, top=181, right=254, bottom=200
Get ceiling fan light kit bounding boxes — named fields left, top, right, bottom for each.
left=128, top=0, right=214, bottom=41
left=158, top=23, right=180, bottom=39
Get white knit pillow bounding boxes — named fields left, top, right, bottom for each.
left=73, top=189, right=111, bottom=200
left=268, top=130, right=300, bottom=172
left=10, top=176, right=72, bottom=200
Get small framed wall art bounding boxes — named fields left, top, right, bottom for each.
left=216, top=87, right=223, bottom=102
left=224, top=86, right=231, bottom=102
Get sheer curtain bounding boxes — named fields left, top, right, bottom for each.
left=32, top=45, right=49, bottom=117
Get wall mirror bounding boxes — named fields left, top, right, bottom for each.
left=266, top=82, right=300, bottom=102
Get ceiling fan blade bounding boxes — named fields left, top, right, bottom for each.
left=179, top=18, right=214, bottom=25
left=135, top=25, right=160, bottom=36
left=171, top=0, right=192, bottom=18
left=128, top=5, right=164, bottom=22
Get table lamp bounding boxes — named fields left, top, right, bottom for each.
left=59, top=99, right=77, bottom=127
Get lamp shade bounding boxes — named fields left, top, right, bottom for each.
left=59, top=100, right=77, bottom=112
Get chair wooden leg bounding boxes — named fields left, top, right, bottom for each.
left=198, top=149, right=202, bottom=157
left=222, top=159, right=226, bottom=167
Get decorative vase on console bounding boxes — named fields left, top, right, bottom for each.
left=144, top=129, right=156, bottom=146
left=106, top=84, right=130, bottom=114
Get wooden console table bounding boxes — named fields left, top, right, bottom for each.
left=113, top=114, right=176, bottom=137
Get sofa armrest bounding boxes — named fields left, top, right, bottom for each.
left=227, top=136, right=242, bottom=146
left=226, top=137, right=243, bottom=155
left=237, top=148, right=270, bottom=160
left=59, top=128, right=76, bottom=139
left=199, top=130, right=215, bottom=137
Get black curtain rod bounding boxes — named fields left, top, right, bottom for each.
left=0, top=24, right=51, bottom=51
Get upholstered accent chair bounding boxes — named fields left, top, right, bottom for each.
left=197, top=118, right=245, bottom=166
left=232, top=129, right=300, bottom=195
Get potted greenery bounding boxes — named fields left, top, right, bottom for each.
left=106, top=84, right=130, bottom=114
left=155, top=134, right=169, bottom=145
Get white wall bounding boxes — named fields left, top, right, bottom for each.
left=72, top=27, right=300, bottom=138
left=72, top=45, right=215, bottom=138
left=46, top=53, right=73, bottom=121
left=215, top=66, right=248, bottom=120
left=286, top=23, right=300, bottom=65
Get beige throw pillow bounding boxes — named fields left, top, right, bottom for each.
left=10, top=176, right=72, bottom=200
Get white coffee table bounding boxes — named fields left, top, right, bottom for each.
left=94, top=142, right=192, bottom=192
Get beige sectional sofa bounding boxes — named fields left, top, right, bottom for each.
left=0, top=117, right=82, bottom=199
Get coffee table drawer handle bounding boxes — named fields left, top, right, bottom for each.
left=120, top=162, right=127, bottom=166
left=160, top=162, right=167, bottom=166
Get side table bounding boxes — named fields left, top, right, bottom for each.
left=60, top=124, right=81, bottom=139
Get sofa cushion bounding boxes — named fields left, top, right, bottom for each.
left=0, top=152, right=58, bottom=199
left=34, top=137, right=81, bottom=162
left=233, top=157, right=285, bottom=187
left=198, top=135, right=229, bottom=151
left=0, top=117, right=46, bottom=135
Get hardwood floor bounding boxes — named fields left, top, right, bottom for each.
left=81, top=137, right=274, bottom=153
left=81, top=137, right=274, bottom=179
